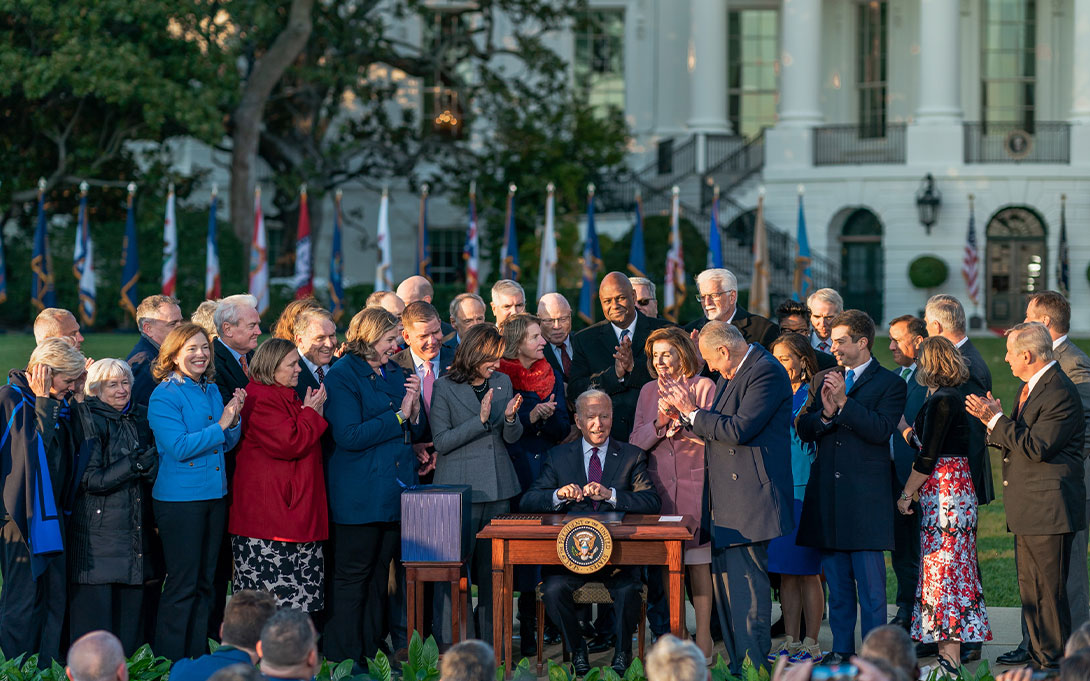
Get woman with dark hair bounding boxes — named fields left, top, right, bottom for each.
left=148, top=323, right=244, bottom=660
left=766, top=332, right=825, bottom=663
left=430, top=323, right=523, bottom=645
left=497, top=313, right=570, bottom=653
left=323, top=307, right=425, bottom=663
left=68, top=359, right=158, bottom=654
left=630, top=326, right=716, bottom=659
left=229, top=338, right=328, bottom=612
left=897, top=336, right=991, bottom=673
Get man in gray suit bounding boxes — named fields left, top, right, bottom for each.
left=998, top=291, right=1090, bottom=665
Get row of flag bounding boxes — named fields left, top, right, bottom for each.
left=15, top=180, right=344, bottom=324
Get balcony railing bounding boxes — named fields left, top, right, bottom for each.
left=813, top=123, right=907, bottom=165
left=963, top=122, right=1070, bottom=164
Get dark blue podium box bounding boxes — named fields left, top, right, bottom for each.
left=401, top=484, right=472, bottom=562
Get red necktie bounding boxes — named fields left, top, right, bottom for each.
left=818, top=341, right=829, bottom=353
left=421, top=363, right=435, bottom=413
left=1015, top=384, right=1029, bottom=418
left=316, top=366, right=325, bottom=384
left=588, top=447, right=602, bottom=510
left=239, top=354, right=249, bottom=378
left=559, top=344, right=572, bottom=376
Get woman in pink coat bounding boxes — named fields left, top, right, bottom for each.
left=630, top=326, right=716, bottom=660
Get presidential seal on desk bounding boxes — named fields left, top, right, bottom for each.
left=557, top=517, right=613, bottom=574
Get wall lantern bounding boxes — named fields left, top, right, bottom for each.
left=915, top=173, right=942, bottom=234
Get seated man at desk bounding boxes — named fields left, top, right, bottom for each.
left=521, top=389, right=660, bottom=675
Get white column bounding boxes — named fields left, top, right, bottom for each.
left=916, top=0, right=962, bottom=124
left=687, top=0, right=731, bottom=133
left=778, top=0, right=822, bottom=127
left=1072, top=0, right=1090, bottom=122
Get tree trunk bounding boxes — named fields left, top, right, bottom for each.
left=229, top=0, right=315, bottom=243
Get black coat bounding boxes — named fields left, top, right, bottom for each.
left=989, top=364, right=1087, bottom=536
left=212, top=338, right=253, bottom=406
left=958, top=339, right=995, bottom=504
left=520, top=438, right=660, bottom=514
left=910, top=387, right=969, bottom=477
left=126, top=335, right=160, bottom=408
left=796, top=360, right=907, bottom=551
left=891, top=367, right=928, bottom=486
left=684, top=306, right=780, bottom=349
left=68, top=397, right=158, bottom=585
left=566, top=312, right=673, bottom=441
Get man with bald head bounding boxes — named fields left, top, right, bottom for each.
left=34, top=308, right=85, bottom=350
left=538, top=292, right=574, bottom=381
left=448, top=293, right=487, bottom=347
left=66, top=631, right=128, bottom=681
left=397, top=276, right=455, bottom=337
left=567, top=272, right=671, bottom=441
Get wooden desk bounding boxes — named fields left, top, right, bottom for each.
left=478, top=514, right=694, bottom=674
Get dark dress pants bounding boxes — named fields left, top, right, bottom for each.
left=69, top=583, right=146, bottom=655
left=1016, top=532, right=1074, bottom=669
left=891, top=501, right=921, bottom=619
left=325, top=522, right=399, bottom=663
left=542, top=567, right=643, bottom=655
left=153, top=498, right=226, bottom=660
left=821, top=549, right=886, bottom=656
left=0, top=519, right=66, bottom=667
left=711, top=541, right=772, bottom=675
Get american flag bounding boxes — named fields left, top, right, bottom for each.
left=962, top=202, right=980, bottom=305
left=464, top=183, right=479, bottom=294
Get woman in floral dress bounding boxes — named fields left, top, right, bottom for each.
left=896, top=336, right=992, bottom=673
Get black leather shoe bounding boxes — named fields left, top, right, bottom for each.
left=543, top=624, right=562, bottom=645
left=822, top=652, right=852, bottom=664
left=889, top=615, right=911, bottom=631
left=587, top=632, right=614, bottom=653
left=571, top=648, right=591, bottom=677
left=996, top=648, right=1032, bottom=665
left=611, top=650, right=632, bottom=675
left=916, top=642, right=938, bottom=658
left=961, top=643, right=981, bottom=663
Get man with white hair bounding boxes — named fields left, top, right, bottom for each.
left=490, top=279, right=526, bottom=327
left=66, top=630, right=128, bottom=681
left=807, top=288, right=844, bottom=353
left=34, top=307, right=85, bottom=350
left=212, top=294, right=262, bottom=406
left=448, top=293, right=487, bottom=347
left=537, top=292, right=574, bottom=381
left=967, top=322, right=1087, bottom=670
left=685, top=268, right=779, bottom=348
left=645, top=634, right=706, bottom=681
left=127, top=295, right=183, bottom=406
left=629, top=277, right=659, bottom=319
left=397, top=275, right=456, bottom=337
left=292, top=307, right=338, bottom=400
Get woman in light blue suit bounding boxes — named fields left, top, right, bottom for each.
left=147, top=323, right=243, bottom=661
left=323, top=307, right=425, bottom=664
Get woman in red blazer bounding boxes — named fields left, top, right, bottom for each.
left=228, top=338, right=329, bottom=612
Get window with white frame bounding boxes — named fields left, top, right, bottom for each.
left=857, top=1, right=887, bottom=139
left=574, top=9, right=626, bottom=116
left=981, top=0, right=1036, bottom=133
left=728, top=9, right=779, bottom=140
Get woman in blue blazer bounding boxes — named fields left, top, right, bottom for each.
left=323, top=307, right=425, bottom=664
left=147, top=323, right=243, bottom=660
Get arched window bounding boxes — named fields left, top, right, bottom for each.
left=985, top=206, right=1047, bottom=325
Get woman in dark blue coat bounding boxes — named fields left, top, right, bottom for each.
left=323, top=307, right=425, bottom=664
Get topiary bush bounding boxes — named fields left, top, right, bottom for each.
left=908, top=255, right=949, bottom=290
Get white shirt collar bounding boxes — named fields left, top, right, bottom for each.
left=811, top=330, right=829, bottom=350
left=611, top=317, right=637, bottom=343
left=954, top=336, right=968, bottom=349
left=298, top=352, right=326, bottom=377
left=1053, top=334, right=1069, bottom=350
left=552, top=337, right=572, bottom=360
left=732, top=344, right=756, bottom=376
left=582, top=439, right=609, bottom=474
left=845, top=356, right=874, bottom=379
left=409, top=349, right=440, bottom=376
left=1026, top=360, right=1058, bottom=397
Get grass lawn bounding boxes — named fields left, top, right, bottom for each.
left=3, top=331, right=1088, bottom=608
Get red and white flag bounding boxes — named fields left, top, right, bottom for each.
left=294, top=185, right=313, bottom=299
left=161, top=184, right=177, bottom=296
left=962, top=199, right=979, bottom=305
left=249, top=186, right=269, bottom=315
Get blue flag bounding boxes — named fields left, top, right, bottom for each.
left=501, top=189, right=520, bottom=280
left=75, top=190, right=96, bottom=326
left=578, top=187, right=602, bottom=324
left=708, top=189, right=724, bottom=269
left=120, top=188, right=140, bottom=320
left=329, top=191, right=345, bottom=323
left=627, top=193, right=646, bottom=277
left=31, top=189, right=56, bottom=311
left=792, top=191, right=813, bottom=301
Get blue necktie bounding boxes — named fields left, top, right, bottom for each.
left=844, top=370, right=855, bottom=393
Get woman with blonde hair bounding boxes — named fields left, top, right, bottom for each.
left=897, top=336, right=991, bottom=673
left=630, top=326, right=715, bottom=659
left=68, top=359, right=158, bottom=653
left=147, top=323, right=244, bottom=660
left=323, top=307, right=424, bottom=663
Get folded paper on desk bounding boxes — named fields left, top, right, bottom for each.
left=658, top=515, right=684, bottom=522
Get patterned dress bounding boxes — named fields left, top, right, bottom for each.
left=909, top=387, right=992, bottom=644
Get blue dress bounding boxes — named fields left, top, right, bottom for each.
left=767, top=385, right=822, bottom=575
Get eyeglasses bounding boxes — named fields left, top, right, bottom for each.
left=636, top=299, right=653, bottom=307
left=539, top=315, right=571, bottom=326
left=695, top=290, right=734, bottom=303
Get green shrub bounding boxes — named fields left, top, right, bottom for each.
left=908, top=255, right=949, bottom=290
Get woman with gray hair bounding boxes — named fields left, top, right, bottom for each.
left=68, top=358, right=159, bottom=653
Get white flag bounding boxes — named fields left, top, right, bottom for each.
left=375, top=188, right=392, bottom=291
left=537, top=184, right=558, bottom=300
left=161, top=185, right=177, bottom=296
left=248, top=186, right=269, bottom=315
left=663, top=187, right=686, bottom=321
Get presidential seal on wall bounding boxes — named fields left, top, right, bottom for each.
left=557, top=517, right=613, bottom=574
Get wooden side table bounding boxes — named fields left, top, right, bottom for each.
left=404, top=561, right=469, bottom=643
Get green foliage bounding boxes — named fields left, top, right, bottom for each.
left=907, top=255, right=949, bottom=290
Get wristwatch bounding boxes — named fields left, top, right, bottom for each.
left=395, top=409, right=407, bottom=424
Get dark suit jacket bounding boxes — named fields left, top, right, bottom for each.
left=815, top=349, right=838, bottom=372
left=126, top=335, right=160, bottom=408
left=213, top=338, right=253, bottom=406
left=989, top=364, right=1087, bottom=536
left=796, top=359, right=907, bottom=551
left=1055, top=338, right=1090, bottom=503
left=167, top=646, right=252, bottom=681
left=520, top=438, right=660, bottom=514
left=393, top=345, right=455, bottom=382
left=958, top=339, right=995, bottom=504
left=684, top=306, right=780, bottom=349
left=691, top=345, right=794, bottom=548
left=891, top=365, right=928, bottom=487
left=543, top=340, right=570, bottom=381
left=566, top=312, right=672, bottom=441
